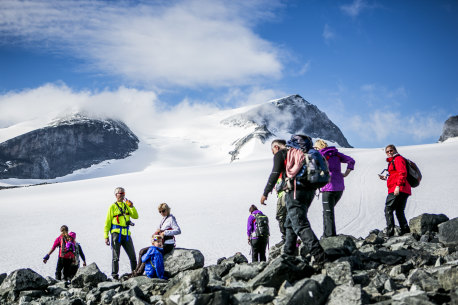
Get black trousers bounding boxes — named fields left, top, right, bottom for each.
left=385, top=192, right=410, bottom=230
left=55, top=257, right=73, bottom=280
left=276, top=195, right=287, bottom=240
left=251, top=237, right=268, bottom=262
left=322, top=191, right=343, bottom=237
left=111, top=233, right=137, bottom=277
left=284, top=189, right=324, bottom=258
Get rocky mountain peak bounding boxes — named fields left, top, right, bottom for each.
left=438, top=115, right=458, bottom=142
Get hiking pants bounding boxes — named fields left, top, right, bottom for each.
left=133, top=247, right=149, bottom=276
left=55, top=257, right=73, bottom=281
left=111, top=233, right=137, bottom=277
left=276, top=195, right=287, bottom=241
left=322, top=191, right=343, bottom=237
left=251, top=237, right=268, bottom=262
left=284, top=189, right=324, bottom=258
left=385, top=192, right=409, bottom=231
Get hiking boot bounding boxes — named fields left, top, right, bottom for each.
left=386, top=227, right=395, bottom=237
left=275, top=240, right=285, bottom=248
left=112, top=274, right=119, bottom=281
left=400, top=226, right=411, bottom=236
left=311, top=251, right=329, bottom=270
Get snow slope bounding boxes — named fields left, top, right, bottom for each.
left=1, top=134, right=457, bottom=278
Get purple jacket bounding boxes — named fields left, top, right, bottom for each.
left=247, top=210, right=263, bottom=239
left=319, top=146, right=355, bottom=192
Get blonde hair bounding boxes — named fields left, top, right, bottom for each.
left=314, top=139, right=328, bottom=150
left=158, top=202, right=170, bottom=212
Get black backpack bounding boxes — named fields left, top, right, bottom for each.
left=391, top=155, right=422, bottom=188
left=253, top=213, right=269, bottom=238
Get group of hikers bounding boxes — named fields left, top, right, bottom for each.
left=43, top=133, right=416, bottom=281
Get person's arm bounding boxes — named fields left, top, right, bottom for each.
left=154, top=251, right=166, bottom=279
left=43, top=236, right=61, bottom=263
left=338, top=152, right=355, bottom=176
left=126, top=203, right=139, bottom=219
left=104, top=205, right=113, bottom=245
left=78, top=244, right=86, bottom=266
left=163, top=216, right=181, bottom=236
left=394, top=156, right=408, bottom=195
left=141, top=247, right=153, bottom=263
left=262, top=151, right=286, bottom=197
left=247, top=215, right=255, bottom=242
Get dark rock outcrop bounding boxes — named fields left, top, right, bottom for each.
left=222, top=94, right=352, bottom=150
left=438, top=217, right=458, bottom=246
left=0, top=114, right=139, bottom=179
left=409, top=213, right=449, bottom=235
left=438, top=115, right=458, bottom=142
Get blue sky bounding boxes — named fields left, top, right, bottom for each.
left=0, top=0, right=457, bottom=148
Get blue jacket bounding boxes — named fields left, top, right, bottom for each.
left=141, top=246, right=167, bottom=279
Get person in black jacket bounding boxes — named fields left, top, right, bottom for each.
left=260, top=139, right=288, bottom=244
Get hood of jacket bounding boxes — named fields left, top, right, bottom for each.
left=320, top=146, right=339, bottom=157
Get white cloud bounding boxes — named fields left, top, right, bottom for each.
left=340, top=0, right=369, bottom=17
left=0, top=0, right=283, bottom=88
left=297, top=60, right=311, bottom=75
left=322, top=24, right=335, bottom=43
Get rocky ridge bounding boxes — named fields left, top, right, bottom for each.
left=438, top=115, right=458, bottom=142
left=0, top=114, right=139, bottom=179
left=0, top=213, right=456, bottom=305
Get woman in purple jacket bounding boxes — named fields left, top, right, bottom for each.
left=247, top=205, right=268, bottom=262
left=314, top=140, right=355, bottom=237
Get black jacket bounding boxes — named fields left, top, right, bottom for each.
left=263, top=149, right=287, bottom=197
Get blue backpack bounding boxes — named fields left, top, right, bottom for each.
left=286, top=135, right=330, bottom=189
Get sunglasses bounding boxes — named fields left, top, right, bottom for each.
left=159, top=209, right=167, bottom=213
left=117, top=192, right=125, bottom=195
left=385, top=150, right=395, bottom=154
left=153, top=237, right=162, bottom=241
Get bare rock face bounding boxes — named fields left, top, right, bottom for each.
left=438, top=115, right=458, bottom=142
left=0, top=114, right=139, bottom=179
left=222, top=94, right=352, bottom=148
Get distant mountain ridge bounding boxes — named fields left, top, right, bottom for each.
left=221, top=94, right=351, bottom=160
left=0, top=114, right=139, bottom=179
left=439, top=115, right=458, bottom=142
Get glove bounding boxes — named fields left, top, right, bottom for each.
left=43, top=254, right=50, bottom=260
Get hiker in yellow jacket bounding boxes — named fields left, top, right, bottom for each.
left=104, top=187, right=138, bottom=280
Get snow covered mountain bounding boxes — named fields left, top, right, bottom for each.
left=439, top=115, right=458, bottom=142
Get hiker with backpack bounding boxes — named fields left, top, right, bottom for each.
left=43, top=225, right=76, bottom=281
left=379, top=144, right=413, bottom=237
left=68, top=232, right=86, bottom=278
left=154, top=203, right=181, bottom=254
left=247, top=204, right=269, bottom=262
left=260, top=139, right=288, bottom=244
left=141, top=234, right=167, bottom=279
left=282, top=134, right=328, bottom=265
left=104, top=187, right=138, bottom=280
left=314, top=139, right=355, bottom=237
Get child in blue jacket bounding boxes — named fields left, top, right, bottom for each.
left=142, top=235, right=167, bottom=279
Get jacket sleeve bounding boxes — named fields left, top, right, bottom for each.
left=78, top=244, right=86, bottom=262
left=338, top=152, right=355, bottom=170
left=394, top=156, right=408, bottom=186
left=104, top=205, right=114, bottom=239
left=127, top=205, right=138, bottom=220
left=142, top=247, right=153, bottom=263
left=247, top=214, right=255, bottom=237
left=51, top=236, right=61, bottom=252
left=163, top=216, right=181, bottom=236
left=263, top=150, right=286, bottom=196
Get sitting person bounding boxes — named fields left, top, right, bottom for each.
left=142, top=235, right=167, bottom=279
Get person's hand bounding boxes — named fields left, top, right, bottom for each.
left=260, top=195, right=268, bottom=205
left=378, top=174, right=387, bottom=181
left=105, top=238, right=110, bottom=246
left=83, top=262, right=87, bottom=267
left=343, top=169, right=352, bottom=177
left=394, top=186, right=400, bottom=196
left=248, top=238, right=251, bottom=245
left=43, top=254, right=50, bottom=264
left=125, top=199, right=133, bottom=207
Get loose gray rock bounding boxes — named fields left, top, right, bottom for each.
left=320, top=235, right=357, bottom=258
left=326, top=284, right=366, bottom=305
left=164, top=248, right=205, bottom=277
left=323, top=261, right=354, bottom=286
left=409, top=213, right=449, bottom=235
left=0, top=274, right=5, bottom=287
left=438, top=217, right=458, bottom=246
left=71, top=263, right=108, bottom=288
left=274, top=274, right=335, bottom=305
left=218, top=252, right=249, bottom=265
left=0, top=268, right=48, bottom=298
left=163, top=268, right=209, bottom=303
left=224, top=262, right=267, bottom=282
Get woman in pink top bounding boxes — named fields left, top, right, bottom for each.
left=43, top=225, right=75, bottom=281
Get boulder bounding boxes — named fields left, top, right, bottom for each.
left=164, top=248, right=205, bottom=277
left=274, top=274, right=335, bottom=305
left=224, top=262, right=267, bottom=282
left=320, top=235, right=357, bottom=258
left=406, top=269, right=439, bottom=292
left=409, top=214, right=449, bottom=235
left=429, top=264, right=458, bottom=291
left=326, top=284, right=367, bottom=305
left=218, top=252, right=249, bottom=265
left=122, top=276, right=167, bottom=296
left=323, top=261, right=353, bottom=286
left=248, top=255, right=314, bottom=289
left=0, top=274, right=6, bottom=286
left=0, top=268, right=48, bottom=298
left=71, top=263, right=108, bottom=288
left=163, top=268, right=209, bottom=304
left=438, top=217, right=458, bottom=246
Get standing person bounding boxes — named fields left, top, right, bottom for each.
left=379, top=144, right=411, bottom=237
left=247, top=205, right=269, bottom=262
left=314, top=139, right=355, bottom=237
left=260, top=139, right=288, bottom=245
left=154, top=203, right=181, bottom=254
left=142, top=235, right=167, bottom=279
left=43, top=225, right=76, bottom=281
left=68, top=232, right=87, bottom=278
left=104, top=187, right=138, bottom=280
left=283, top=134, right=327, bottom=265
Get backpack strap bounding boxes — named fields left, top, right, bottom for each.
left=111, top=202, right=130, bottom=242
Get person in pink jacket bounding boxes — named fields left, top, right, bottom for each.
left=379, top=144, right=411, bottom=236
left=43, top=225, right=76, bottom=281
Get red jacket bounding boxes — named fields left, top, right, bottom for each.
left=386, top=154, right=411, bottom=195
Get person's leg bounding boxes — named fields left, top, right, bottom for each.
left=283, top=192, right=299, bottom=256
left=111, top=233, right=122, bottom=278
left=251, top=238, right=260, bottom=262
left=163, top=243, right=174, bottom=255
left=62, top=258, right=73, bottom=281
left=55, top=257, right=64, bottom=280
left=322, top=192, right=335, bottom=237
left=394, top=193, right=410, bottom=234
left=286, top=189, right=325, bottom=260
left=259, top=237, right=268, bottom=262
left=133, top=247, right=150, bottom=275
left=121, top=235, right=137, bottom=272
left=276, top=195, right=287, bottom=241
left=385, top=193, right=397, bottom=236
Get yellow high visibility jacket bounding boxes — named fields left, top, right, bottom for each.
left=104, top=201, right=138, bottom=239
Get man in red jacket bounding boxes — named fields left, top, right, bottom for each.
left=379, top=144, right=411, bottom=237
